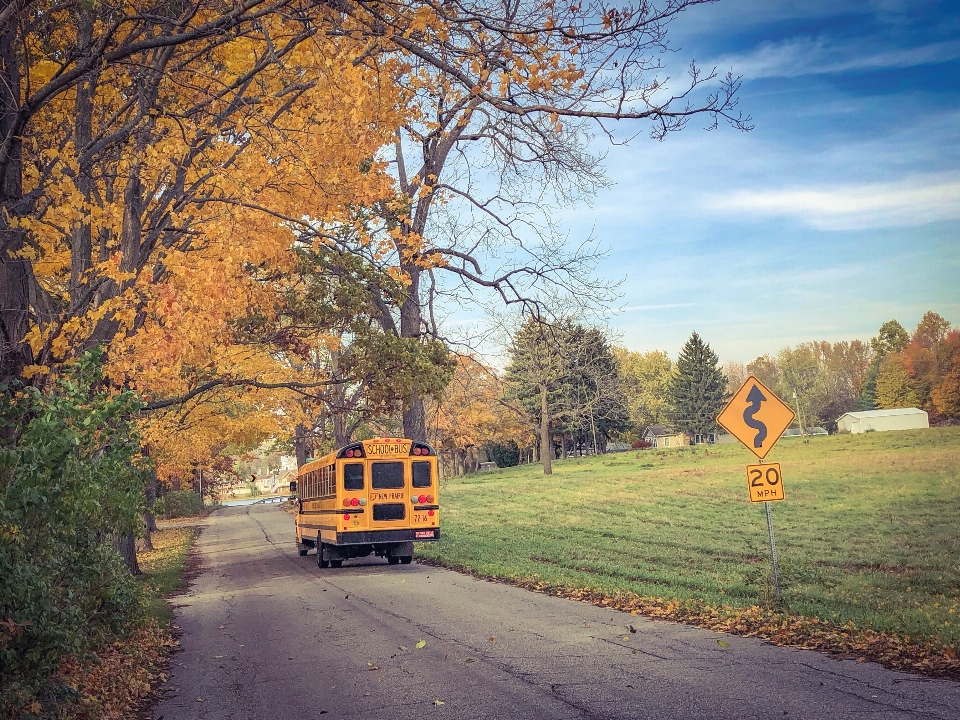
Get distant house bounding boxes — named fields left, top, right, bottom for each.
left=642, top=425, right=687, bottom=448
left=782, top=427, right=829, bottom=438
left=836, top=408, right=929, bottom=434
left=641, top=426, right=735, bottom=447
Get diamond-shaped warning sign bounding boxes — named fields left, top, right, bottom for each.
left=717, top=376, right=796, bottom=459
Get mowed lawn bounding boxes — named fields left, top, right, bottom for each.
left=418, top=427, right=960, bottom=645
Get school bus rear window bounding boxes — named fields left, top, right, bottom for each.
left=343, top=463, right=364, bottom=491
left=372, top=461, right=404, bottom=489
left=412, top=461, right=431, bottom=488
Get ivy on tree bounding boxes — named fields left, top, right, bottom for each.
left=667, top=332, right=728, bottom=439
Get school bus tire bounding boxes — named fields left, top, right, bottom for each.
left=400, top=556, right=412, bottom=565
left=330, top=559, right=343, bottom=568
left=387, top=556, right=400, bottom=565
left=298, top=545, right=308, bottom=557
left=317, top=537, right=330, bottom=568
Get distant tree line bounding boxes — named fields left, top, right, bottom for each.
left=432, top=310, right=957, bottom=477
left=726, top=311, right=958, bottom=432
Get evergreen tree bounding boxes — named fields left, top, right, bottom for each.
left=667, top=332, right=728, bottom=438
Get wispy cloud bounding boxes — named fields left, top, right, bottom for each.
left=617, top=303, right=698, bottom=312
left=711, top=36, right=960, bottom=79
left=705, top=173, right=960, bottom=230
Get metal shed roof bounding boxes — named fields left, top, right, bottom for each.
left=837, top=408, right=927, bottom=420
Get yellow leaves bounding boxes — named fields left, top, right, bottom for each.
left=21, top=365, right=50, bottom=380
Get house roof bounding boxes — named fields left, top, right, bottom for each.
left=644, top=425, right=679, bottom=437
left=838, top=408, right=927, bottom=421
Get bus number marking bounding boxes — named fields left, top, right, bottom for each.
left=414, top=513, right=431, bottom=523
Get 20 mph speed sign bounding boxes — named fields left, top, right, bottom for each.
left=746, top=462, right=784, bottom=502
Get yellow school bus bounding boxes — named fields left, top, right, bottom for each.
left=293, top=437, right=439, bottom=567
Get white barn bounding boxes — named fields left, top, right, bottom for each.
left=836, top=408, right=929, bottom=434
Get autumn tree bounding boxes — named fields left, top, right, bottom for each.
left=425, top=355, right=530, bottom=476
left=746, top=354, right=780, bottom=392
left=930, top=331, right=960, bottom=419
left=723, top=362, right=748, bottom=396
left=615, top=347, right=673, bottom=440
left=874, top=312, right=957, bottom=419
left=876, top=355, right=920, bottom=410
left=861, top=319, right=910, bottom=407
left=329, top=0, right=751, bottom=441
left=667, top=332, right=726, bottom=440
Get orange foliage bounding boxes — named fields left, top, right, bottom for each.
left=426, top=356, right=532, bottom=458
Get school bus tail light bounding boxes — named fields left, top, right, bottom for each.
left=427, top=494, right=434, bottom=503
left=343, top=498, right=351, bottom=507
left=343, top=513, right=351, bottom=520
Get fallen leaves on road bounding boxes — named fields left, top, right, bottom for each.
left=416, top=639, right=426, bottom=649
left=433, top=699, right=445, bottom=705
left=581, top=588, right=960, bottom=679
left=417, top=562, right=960, bottom=681
left=717, top=640, right=730, bottom=649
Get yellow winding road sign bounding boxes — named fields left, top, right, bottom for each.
left=717, top=375, right=796, bottom=460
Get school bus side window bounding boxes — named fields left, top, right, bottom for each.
left=343, top=463, right=364, bottom=491
left=412, top=461, right=431, bottom=488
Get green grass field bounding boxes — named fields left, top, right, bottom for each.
left=418, top=427, right=960, bottom=646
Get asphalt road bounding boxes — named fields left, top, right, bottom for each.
left=153, top=505, right=960, bottom=720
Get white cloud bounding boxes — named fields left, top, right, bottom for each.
left=617, top=303, right=697, bottom=312
left=711, top=36, right=960, bottom=79
left=705, top=173, right=960, bottom=230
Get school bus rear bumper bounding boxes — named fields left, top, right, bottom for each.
left=335, top=528, right=440, bottom=545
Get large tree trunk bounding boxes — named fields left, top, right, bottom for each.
left=540, top=384, right=552, bottom=475
left=399, top=265, right=428, bottom=441
left=0, top=24, right=31, bottom=389
left=294, top=423, right=311, bottom=467
left=142, top=466, right=158, bottom=551
left=115, top=531, right=141, bottom=575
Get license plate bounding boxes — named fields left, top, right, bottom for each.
left=415, top=530, right=435, bottom=539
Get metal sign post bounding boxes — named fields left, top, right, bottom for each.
left=718, top=376, right=795, bottom=603
left=764, top=500, right=782, bottom=600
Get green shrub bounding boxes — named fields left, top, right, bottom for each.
left=162, top=490, right=205, bottom=518
left=484, top=440, right=520, bottom=468
left=0, top=350, right=148, bottom=717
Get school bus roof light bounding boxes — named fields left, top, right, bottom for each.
left=339, top=444, right=365, bottom=459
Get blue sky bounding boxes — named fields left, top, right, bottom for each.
left=554, top=0, right=960, bottom=362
